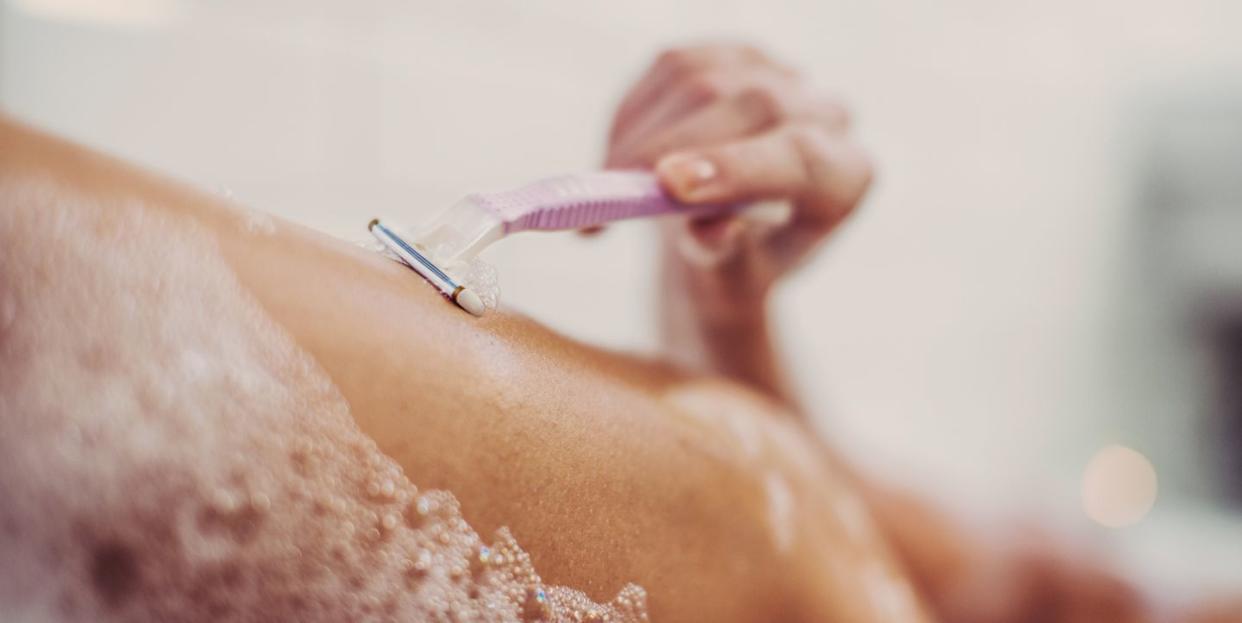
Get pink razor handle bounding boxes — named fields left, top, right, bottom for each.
left=469, top=170, right=731, bottom=234
left=415, top=170, right=739, bottom=263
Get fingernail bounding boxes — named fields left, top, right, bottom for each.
left=657, top=153, right=718, bottom=200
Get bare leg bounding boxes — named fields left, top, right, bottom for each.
left=0, top=161, right=662, bottom=621
left=0, top=115, right=925, bottom=622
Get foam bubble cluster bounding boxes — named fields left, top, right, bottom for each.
left=442, top=255, right=501, bottom=311
left=0, top=183, right=643, bottom=621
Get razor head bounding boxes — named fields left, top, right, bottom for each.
left=412, top=196, right=505, bottom=265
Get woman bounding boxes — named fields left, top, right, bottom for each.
left=0, top=44, right=1178, bottom=622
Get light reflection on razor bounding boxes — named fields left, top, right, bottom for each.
left=369, top=218, right=485, bottom=317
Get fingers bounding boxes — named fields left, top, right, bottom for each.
left=609, top=44, right=773, bottom=145
left=600, top=43, right=795, bottom=234
left=606, top=42, right=872, bottom=268
left=655, top=123, right=873, bottom=228
left=674, top=216, right=749, bottom=267
left=616, top=77, right=848, bottom=167
left=608, top=71, right=733, bottom=166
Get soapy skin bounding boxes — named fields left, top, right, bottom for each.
left=6, top=113, right=1208, bottom=622
left=0, top=115, right=926, bottom=622
left=0, top=181, right=645, bottom=622
left=0, top=117, right=929, bottom=623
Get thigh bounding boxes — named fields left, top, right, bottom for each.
left=0, top=116, right=928, bottom=622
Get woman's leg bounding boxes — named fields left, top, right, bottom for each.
left=0, top=115, right=925, bottom=622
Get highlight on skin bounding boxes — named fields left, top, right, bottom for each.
left=0, top=180, right=645, bottom=622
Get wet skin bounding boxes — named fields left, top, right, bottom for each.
left=0, top=116, right=928, bottom=621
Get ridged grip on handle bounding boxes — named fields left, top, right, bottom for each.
left=467, top=170, right=730, bottom=234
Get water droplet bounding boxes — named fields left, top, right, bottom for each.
left=381, top=512, right=399, bottom=532
left=522, top=586, right=552, bottom=621
left=212, top=490, right=241, bottom=514
left=366, top=478, right=397, bottom=501
left=250, top=492, right=271, bottom=513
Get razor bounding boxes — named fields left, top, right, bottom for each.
left=371, top=170, right=734, bottom=316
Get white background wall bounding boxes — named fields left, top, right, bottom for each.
left=4, top=0, right=1241, bottom=592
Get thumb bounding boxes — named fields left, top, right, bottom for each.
left=654, top=132, right=809, bottom=205
left=654, top=125, right=871, bottom=227
left=654, top=151, right=727, bottom=204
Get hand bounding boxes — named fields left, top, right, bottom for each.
left=603, top=43, right=872, bottom=400
left=606, top=43, right=874, bottom=322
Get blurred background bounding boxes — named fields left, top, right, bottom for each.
left=3, top=0, right=1239, bottom=601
